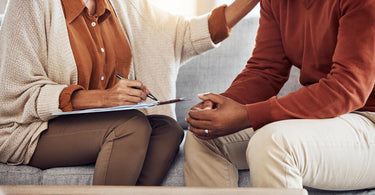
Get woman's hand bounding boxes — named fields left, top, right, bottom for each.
left=185, top=93, right=251, bottom=140
left=102, top=79, right=148, bottom=107
left=226, top=0, right=260, bottom=28
left=71, top=79, right=149, bottom=110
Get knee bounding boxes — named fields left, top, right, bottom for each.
left=184, top=131, right=211, bottom=159
left=149, top=115, right=184, bottom=144
left=160, top=115, right=184, bottom=141
left=246, top=121, right=294, bottom=163
left=184, top=131, right=199, bottom=154
left=115, top=110, right=152, bottom=138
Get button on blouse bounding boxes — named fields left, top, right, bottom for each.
left=59, top=0, right=231, bottom=112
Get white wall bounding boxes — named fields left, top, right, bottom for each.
left=148, top=0, right=261, bottom=17
left=150, top=0, right=197, bottom=16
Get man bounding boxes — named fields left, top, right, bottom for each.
left=184, top=0, right=375, bottom=190
left=0, top=0, right=259, bottom=186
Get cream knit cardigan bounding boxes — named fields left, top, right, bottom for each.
left=0, top=0, right=217, bottom=164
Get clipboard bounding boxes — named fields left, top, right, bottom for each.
left=52, top=98, right=186, bottom=116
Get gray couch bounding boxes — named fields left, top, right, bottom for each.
left=0, top=15, right=375, bottom=195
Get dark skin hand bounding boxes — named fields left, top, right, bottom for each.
left=185, top=93, right=252, bottom=140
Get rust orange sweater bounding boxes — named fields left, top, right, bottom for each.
left=222, top=0, right=375, bottom=130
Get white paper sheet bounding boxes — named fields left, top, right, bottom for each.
left=52, top=98, right=186, bottom=116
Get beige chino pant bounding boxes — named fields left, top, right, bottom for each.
left=184, top=112, right=375, bottom=190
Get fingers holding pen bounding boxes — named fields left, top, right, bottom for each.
left=118, top=79, right=148, bottom=100
left=116, top=74, right=155, bottom=100
left=104, top=79, right=148, bottom=106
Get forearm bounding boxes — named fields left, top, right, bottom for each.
left=70, top=79, right=147, bottom=110
left=71, top=89, right=106, bottom=110
left=225, top=0, right=259, bottom=28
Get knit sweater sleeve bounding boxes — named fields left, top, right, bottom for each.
left=223, top=0, right=375, bottom=130
left=126, top=0, right=225, bottom=66
left=0, top=0, right=66, bottom=123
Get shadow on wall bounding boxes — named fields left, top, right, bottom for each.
left=0, top=14, right=3, bottom=26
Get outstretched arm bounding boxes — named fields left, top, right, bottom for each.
left=208, top=0, right=259, bottom=44
left=225, top=0, right=259, bottom=28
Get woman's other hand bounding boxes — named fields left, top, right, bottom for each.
left=225, top=0, right=259, bottom=28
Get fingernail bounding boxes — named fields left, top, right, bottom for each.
left=198, top=92, right=210, bottom=97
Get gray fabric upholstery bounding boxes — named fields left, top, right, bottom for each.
left=0, top=164, right=40, bottom=185
left=0, top=16, right=375, bottom=194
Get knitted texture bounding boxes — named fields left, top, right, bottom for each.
left=0, top=0, right=216, bottom=164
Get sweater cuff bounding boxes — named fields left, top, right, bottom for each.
left=37, top=84, right=68, bottom=121
left=190, top=13, right=218, bottom=54
left=208, top=5, right=231, bottom=44
left=59, top=85, right=84, bottom=112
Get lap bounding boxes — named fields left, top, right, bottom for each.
left=29, top=110, right=160, bottom=169
left=185, top=128, right=254, bottom=170
left=249, top=112, right=375, bottom=190
left=186, top=112, right=375, bottom=187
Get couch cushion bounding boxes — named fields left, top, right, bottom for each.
left=0, top=163, right=41, bottom=185
left=42, top=166, right=93, bottom=185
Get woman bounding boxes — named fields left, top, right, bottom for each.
left=0, top=0, right=259, bottom=185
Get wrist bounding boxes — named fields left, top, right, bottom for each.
left=71, top=89, right=107, bottom=110
left=241, top=104, right=252, bottom=128
left=226, top=0, right=259, bottom=28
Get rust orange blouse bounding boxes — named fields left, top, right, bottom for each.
left=59, top=0, right=230, bottom=111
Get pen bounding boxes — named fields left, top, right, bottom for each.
left=158, top=98, right=185, bottom=105
left=116, top=74, right=159, bottom=102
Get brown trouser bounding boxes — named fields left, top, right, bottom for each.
left=29, top=110, right=184, bottom=186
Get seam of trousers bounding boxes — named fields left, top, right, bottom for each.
left=225, top=157, right=232, bottom=187
left=103, top=140, right=113, bottom=184
left=207, top=138, right=235, bottom=187
left=219, top=143, right=238, bottom=187
left=283, top=153, right=290, bottom=188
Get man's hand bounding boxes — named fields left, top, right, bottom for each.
left=190, top=96, right=215, bottom=111
left=185, top=93, right=251, bottom=140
